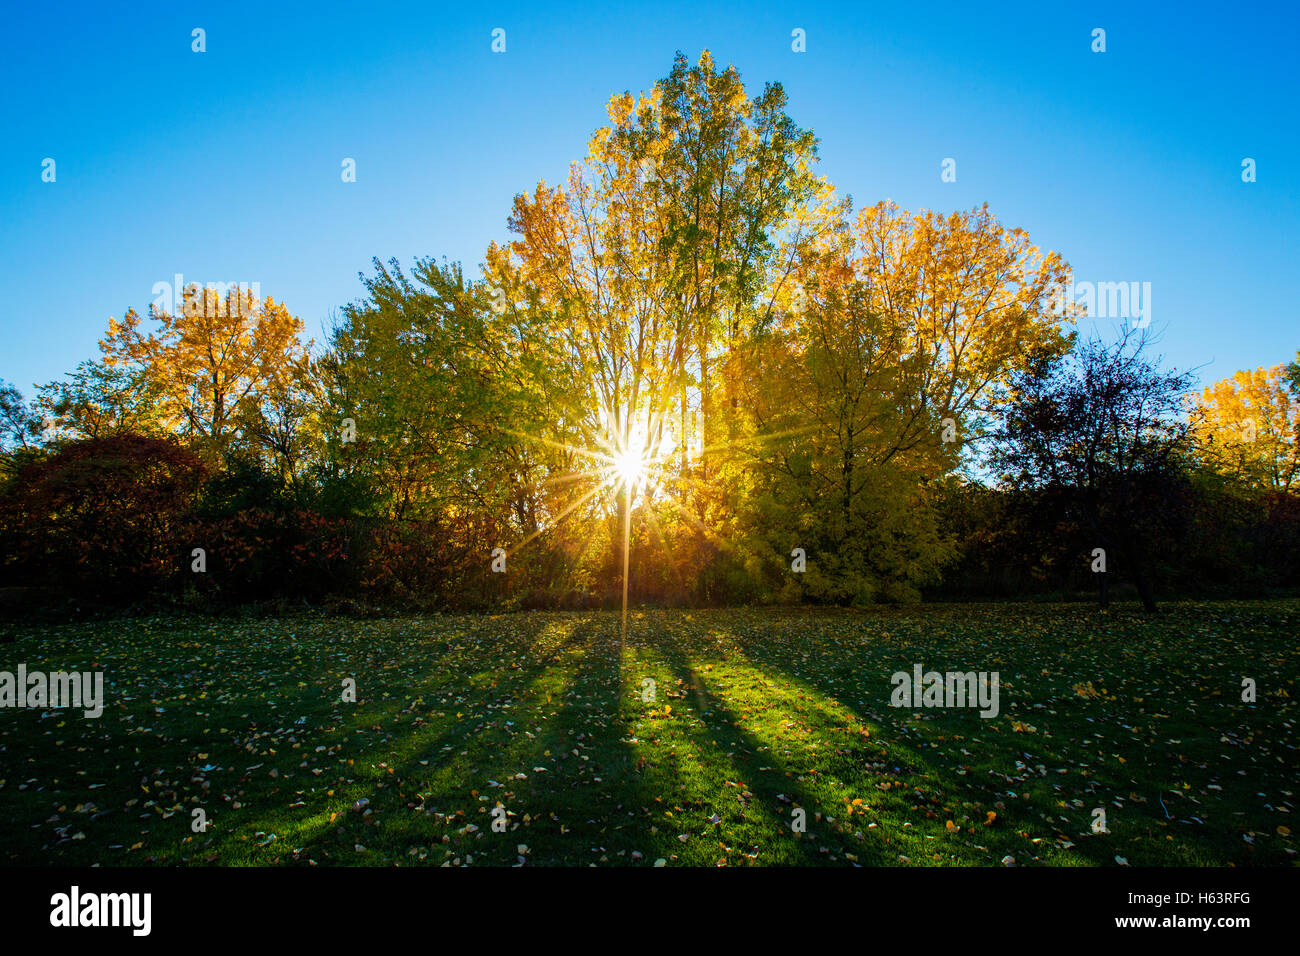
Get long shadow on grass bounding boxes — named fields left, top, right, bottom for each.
left=200, top=614, right=600, bottom=864
left=214, top=613, right=672, bottom=865
left=642, top=636, right=908, bottom=865
left=634, top=610, right=1131, bottom=866
left=703, top=608, right=1184, bottom=866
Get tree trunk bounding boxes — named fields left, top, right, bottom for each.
left=1133, top=564, right=1158, bottom=613
left=680, top=381, right=688, bottom=478
left=619, top=482, right=631, bottom=638
left=698, top=328, right=710, bottom=478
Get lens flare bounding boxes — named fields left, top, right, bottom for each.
left=612, top=438, right=647, bottom=490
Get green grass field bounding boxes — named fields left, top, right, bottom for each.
left=2, top=602, right=1296, bottom=866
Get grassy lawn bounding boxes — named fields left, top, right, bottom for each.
left=1, top=602, right=1296, bottom=867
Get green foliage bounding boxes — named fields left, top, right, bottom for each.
left=35, top=359, right=165, bottom=443
left=0, top=378, right=43, bottom=479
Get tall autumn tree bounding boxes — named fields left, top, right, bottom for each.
left=99, top=287, right=312, bottom=463
left=732, top=201, right=1075, bottom=602
left=739, top=244, right=954, bottom=602
left=497, top=50, right=825, bottom=587
left=839, top=200, right=1076, bottom=442
left=621, top=51, right=823, bottom=479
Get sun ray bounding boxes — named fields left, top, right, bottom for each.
left=500, top=483, right=605, bottom=564
left=491, top=402, right=813, bottom=634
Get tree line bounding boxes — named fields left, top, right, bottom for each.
left=2, top=52, right=1297, bottom=614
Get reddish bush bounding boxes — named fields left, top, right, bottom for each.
left=0, top=435, right=205, bottom=599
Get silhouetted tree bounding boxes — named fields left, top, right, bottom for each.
left=0, top=379, right=43, bottom=477
left=991, top=329, right=1195, bottom=612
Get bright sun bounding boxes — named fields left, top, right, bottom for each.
left=612, top=443, right=647, bottom=489
left=597, top=410, right=674, bottom=497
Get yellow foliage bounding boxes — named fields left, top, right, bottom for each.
left=99, top=290, right=312, bottom=461
left=1189, top=365, right=1300, bottom=490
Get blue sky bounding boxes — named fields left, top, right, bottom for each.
left=2, top=0, right=1296, bottom=396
